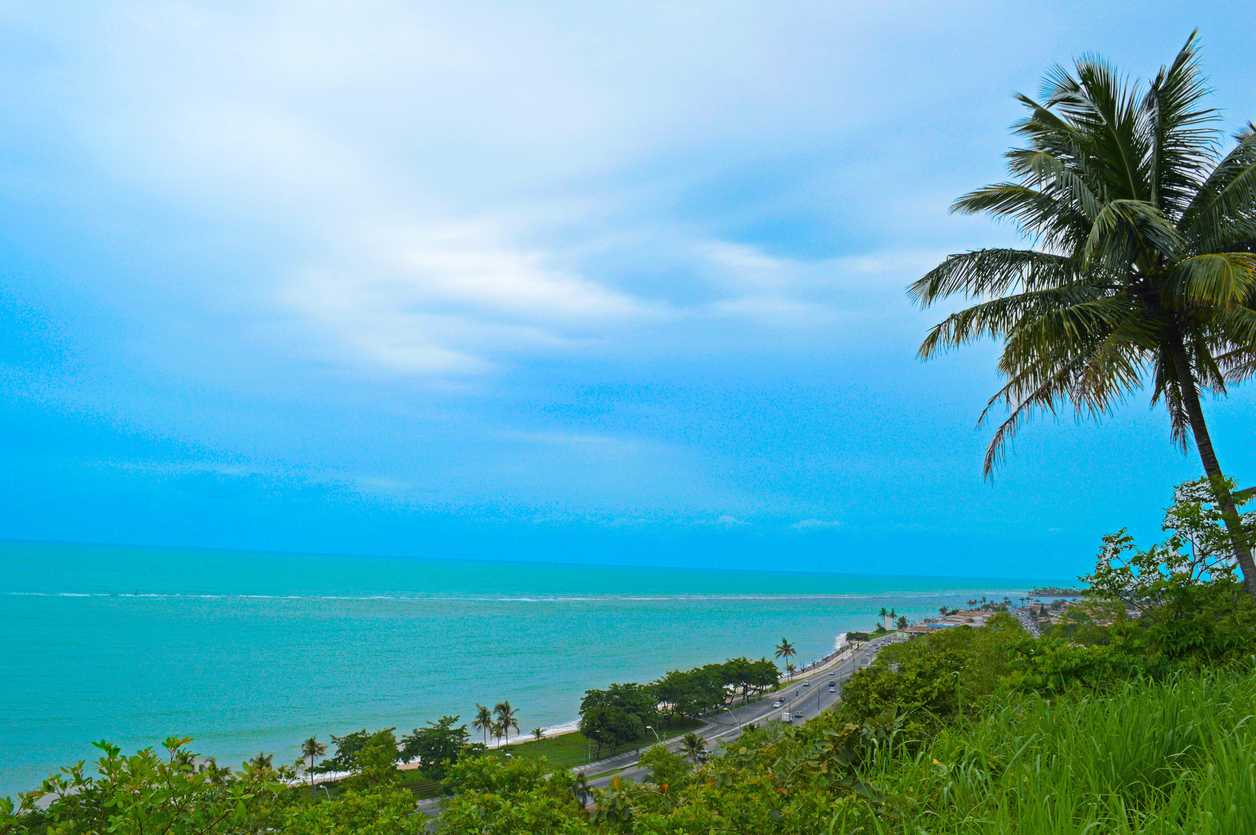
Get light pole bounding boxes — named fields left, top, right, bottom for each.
left=722, top=707, right=742, bottom=732
left=644, top=725, right=662, bottom=745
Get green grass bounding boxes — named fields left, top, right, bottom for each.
left=302, top=768, right=444, bottom=801
left=396, top=769, right=444, bottom=800
left=487, top=719, right=703, bottom=770
left=850, top=664, right=1256, bottom=833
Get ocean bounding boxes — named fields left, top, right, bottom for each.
left=0, top=540, right=1047, bottom=797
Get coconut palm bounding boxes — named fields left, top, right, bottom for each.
left=910, top=32, right=1256, bottom=595
left=299, top=736, right=326, bottom=797
left=773, top=638, right=797, bottom=677
left=494, top=701, right=520, bottom=745
left=532, top=727, right=544, bottom=742
left=681, top=732, right=707, bottom=765
left=473, top=704, right=493, bottom=746
left=786, top=661, right=796, bottom=679
left=246, top=752, right=273, bottom=772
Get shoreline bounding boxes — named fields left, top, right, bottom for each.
left=3, top=585, right=1032, bottom=798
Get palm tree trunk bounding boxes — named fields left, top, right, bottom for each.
left=1169, top=343, right=1256, bottom=596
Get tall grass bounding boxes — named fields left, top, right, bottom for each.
left=853, top=663, right=1256, bottom=833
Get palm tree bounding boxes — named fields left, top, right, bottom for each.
left=786, top=661, right=796, bottom=679
left=473, top=704, right=494, bottom=746
left=532, top=727, right=544, bottom=742
left=910, top=33, right=1256, bottom=596
left=299, top=736, right=326, bottom=797
left=773, top=638, right=797, bottom=677
left=247, top=752, right=273, bottom=772
left=494, top=701, right=520, bottom=745
left=681, top=732, right=707, bottom=765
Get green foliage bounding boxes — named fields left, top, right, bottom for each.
left=849, top=664, right=1256, bottom=833
left=578, top=683, right=655, bottom=758
left=281, top=786, right=426, bottom=834
left=637, top=744, right=691, bottom=790
left=5, top=737, right=425, bottom=834
left=837, top=612, right=1026, bottom=740
left=437, top=756, right=588, bottom=834
left=349, top=729, right=401, bottom=787
left=399, top=715, right=469, bottom=778
left=1086, top=477, right=1255, bottom=607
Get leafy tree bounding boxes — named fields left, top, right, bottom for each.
left=579, top=682, right=659, bottom=757
left=352, top=729, right=401, bottom=786
left=13, top=739, right=292, bottom=833
left=580, top=705, right=643, bottom=759
left=400, top=715, right=469, bottom=778
left=321, top=729, right=373, bottom=773
left=473, top=703, right=494, bottom=746
left=656, top=667, right=725, bottom=719
left=774, top=638, right=797, bottom=677
left=1086, top=477, right=1255, bottom=609
left=639, top=744, right=691, bottom=789
left=717, top=658, right=780, bottom=704
left=909, top=32, right=1256, bottom=595
left=494, top=701, right=520, bottom=745
left=896, top=615, right=909, bottom=629
left=439, top=755, right=587, bottom=833
left=299, top=736, right=326, bottom=797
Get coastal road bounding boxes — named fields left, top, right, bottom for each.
left=583, top=633, right=903, bottom=790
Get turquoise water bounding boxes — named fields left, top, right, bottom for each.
left=0, top=541, right=1047, bottom=797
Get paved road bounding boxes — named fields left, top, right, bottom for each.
left=584, top=633, right=903, bottom=789
left=1010, top=607, right=1041, bottom=637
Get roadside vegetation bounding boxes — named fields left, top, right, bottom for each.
left=430, top=477, right=1256, bottom=832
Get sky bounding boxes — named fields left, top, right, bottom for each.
left=2, top=2, right=1254, bottom=580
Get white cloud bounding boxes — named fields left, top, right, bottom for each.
left=791, top=518, right=842, bottom=530
left=6, top=2, right=993, bottom=380
left=99, top=459, right=412, bottom=500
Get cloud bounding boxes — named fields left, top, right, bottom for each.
left=791, top=518, right=843, bottom=531
left=3, top=2, right=997, bottom=382
left=99, top=459, right=412, bottom=500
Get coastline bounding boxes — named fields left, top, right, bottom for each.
left=1, top=555, right=1037, bottom=799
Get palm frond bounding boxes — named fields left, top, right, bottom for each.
left=1083, top=199, right=1182, bottom=267
left=909, top=249, right=1078, bottom=306
left=917, top=283, right=1101, bottom=359
left=1170, top=252, right=1256, bottom=306
left=1182, top=128, right=1256, bottom=248
left=952, top=184, right=1090, bottom=250
left=1140, top=30, right=1218, bottom=217
left=1006, top=148, right=1105, bottom=221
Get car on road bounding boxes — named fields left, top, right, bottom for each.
left=801, top=681, right=810, bottom=687
left=772, top=699, right=783, bottom=708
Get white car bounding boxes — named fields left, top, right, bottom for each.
left=772, top=699, right=783, bottom=708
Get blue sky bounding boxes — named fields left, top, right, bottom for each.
left=2, top=2, right=1254, bottom=579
